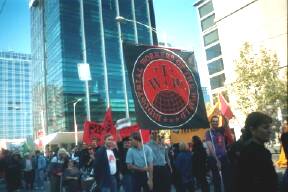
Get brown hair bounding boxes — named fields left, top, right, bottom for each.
left=104, top=134, right=113, bottom=141
left=130, top=132, right=142, bottom=142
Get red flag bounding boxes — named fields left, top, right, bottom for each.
left=119, top=124, right=150, bottom=143
left=102, top=107, right=117, bottom=139
left=83, top=121, right=104, bottom=145
left=219, top=94, right=234, bottom=120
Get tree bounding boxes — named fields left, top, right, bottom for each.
left=229, top=42, right=287, bottom=118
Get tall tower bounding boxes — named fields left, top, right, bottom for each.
left=0, top=52, right=32, bottom=139
left=30, top=0, right=157, bottom=134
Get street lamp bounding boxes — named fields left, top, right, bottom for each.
left=115, top=14, right=162, bottom=118
left=73, top=98, right=82, bottom=146
left=115, top=16, right=158, bottom=45
left=79, top=0, right=91, bottom=121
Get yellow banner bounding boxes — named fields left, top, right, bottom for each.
left=170, top=128, right=207, bottom=144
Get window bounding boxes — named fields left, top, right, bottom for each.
left=205, top=43, right=222, bottom=60
left=204, top=30, right=219, bottom=46
left=210, top=74, right=225, bottom=90
left=208, top=58, right=224, bottom=75
left=199, top=1, right=214, bottom=18
left=201, top=14, right=215, bottom=31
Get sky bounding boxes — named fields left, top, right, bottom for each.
left=0, top=0, right=209, bottom=86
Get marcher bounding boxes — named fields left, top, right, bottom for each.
left=118, top=137, right=133, bottom=192
left=71, top=146, right=80, bottom=165
left=93, top=134, right=118, bottom=192
left=126, top=132, right=153, bottom=192
left=169, top=143, right=182, bottom=192
left=205, top=115, right=231, bottom=192
left=192, top=136, right=209, bottom=192
left=80, top=145, right=95, bottom=191
left=34, top=150, right=47, bottom=190
left=233, top=112, right=278, bottom=192
left=280, top=120, right=288, bottom=192
left=228, top=127, right=252, bottom=190
left=63, top=160, right=81, bottom=192
left=48, top=148, right=69, bottom=192
left=5, top=152, right=22, bottom=192
left=148, top=131, right=171, bottom=192
left=175, top=142, right=194, bottom=192
left=23, top=152, right=35, bottom=191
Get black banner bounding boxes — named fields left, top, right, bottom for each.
left=123, top=44, right=209, bottom=130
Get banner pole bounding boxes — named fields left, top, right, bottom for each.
left=139, top=129, right=149, bottom=178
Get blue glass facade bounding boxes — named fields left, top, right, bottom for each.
left=0, top=52, right=32, bottom=139
left=30, top=0, right=157, bottom=133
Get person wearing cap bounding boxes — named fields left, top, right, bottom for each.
left=126, top=132, right=153, bottom=192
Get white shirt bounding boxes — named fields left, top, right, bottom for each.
left=106, top=149, right=117, bottom=175
left=24, top=159, right=33, bottom=171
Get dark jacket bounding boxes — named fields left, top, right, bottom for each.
left=93, top=146, right=119, bottom=188
left=234, top=141, right=278, bottom=192
left=192, top=145, right=207, bottom=177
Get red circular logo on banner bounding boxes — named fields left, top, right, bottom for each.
left=133, top=48, right=199, bottom=128
left=143, top=60, right=190, bottom=115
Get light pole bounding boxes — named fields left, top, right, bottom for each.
left=79, top=0, right=91, bottom=121
left=115, top=15, right=162, bottom=118
left=73, top=98, right=82, bottom=146
left=115, top=3, right=130, bottom=118
left=115, top=16, right=158, bottom=45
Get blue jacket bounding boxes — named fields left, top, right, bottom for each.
left=93, top=146, right=119, bottom=188
left=175, top=151, right=193, bottom=184
left=35, top=155, right=47, bottom=171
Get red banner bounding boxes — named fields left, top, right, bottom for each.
left=82, top=107, right=117, bottom=145
left=118, top=124, right=150, bottom=143
left=82, top=121, right=104, bottom=145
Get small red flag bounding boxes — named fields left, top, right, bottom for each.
left=102, top=107, right=117, bottom=139
left=219, top=94, right=234, bottom=120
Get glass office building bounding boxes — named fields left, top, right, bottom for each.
left=194, top=0, right=226, bottom=98
left=0, top=52, right=32, bottom=139
left=30, top=0, right=157, bottom=134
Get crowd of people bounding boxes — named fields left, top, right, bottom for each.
left=0, top=111, right=287, bottom=192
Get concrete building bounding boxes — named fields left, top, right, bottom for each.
left=195, top=0, right=287, bottom=138
left=194, top=0, right=226, bottom=102
left=213, top=0, right=287, bottom=84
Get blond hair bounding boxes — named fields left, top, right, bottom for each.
left=179, top=141, right=188, bottom=151
left=58, top=148, right=68, bottom=156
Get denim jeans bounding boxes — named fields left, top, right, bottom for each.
left=35, top=169, right=45, bottom=189
left=122, top=173, right=132, bottom=192
left=131, top=171, right=149, bottom=192
left=100, top=175, right=118, bottom=192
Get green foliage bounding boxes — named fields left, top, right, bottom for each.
left=229, top=42, right=287, bottom=117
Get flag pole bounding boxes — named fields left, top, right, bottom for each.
left=139, top=129, right=149, bottom=178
